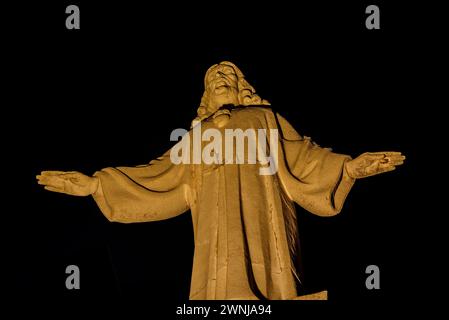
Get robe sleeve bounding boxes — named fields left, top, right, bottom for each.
left=276, top=113, right=355, bottom=217
left=92, top=149, right=190, bottom=223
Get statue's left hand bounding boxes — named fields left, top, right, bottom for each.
left=36, top=171, right=99, bottom=196
left=345, top=152, right=405, bottom=179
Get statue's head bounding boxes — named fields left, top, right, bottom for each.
left=194, top=61, right=270, bottom=122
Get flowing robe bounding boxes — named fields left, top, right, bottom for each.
left=92, top=107, right=355, bottom=300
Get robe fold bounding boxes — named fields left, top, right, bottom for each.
left=92, top=107, right=355, bottom=300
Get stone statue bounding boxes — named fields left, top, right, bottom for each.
left=36, top=61, right=405, bottom=300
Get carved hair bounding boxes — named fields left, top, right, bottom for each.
left=195, top=61, right=270, bottom=121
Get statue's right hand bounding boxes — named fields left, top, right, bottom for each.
left=36, top=171, right=99, bottom=196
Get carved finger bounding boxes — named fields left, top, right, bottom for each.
left=60, top=172, right=79, bottom=180
left=41, top=171, right=67, bottom=176
left=389, top=155, right=406, bottom=161
left=44, top=185, right=66, bottom=194
left=383, top=152, right=403, bottom=156
left=380, top=154, right=405, bottom=163
left=365, top=153, right=387, bottom=160
left=369, top=151, right=402, bottom=156
left=39, top=176, right=65, bottom=189
left=381, top=158, right=405, bottom=165
left=368, top=152, right=403, bottom=161
left=378, top=162, right=397, bottom=169
left=388, top=160, right=404, bottom=166
left=37, top=175, right=52, bottom=185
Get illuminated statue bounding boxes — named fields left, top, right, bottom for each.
left=37, top=62, right=404, bottom=300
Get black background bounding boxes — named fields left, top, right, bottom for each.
left=6, top=0, right=439, bottom=317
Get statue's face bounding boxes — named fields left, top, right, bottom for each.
left=205, top=64, right=240, bottom=112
